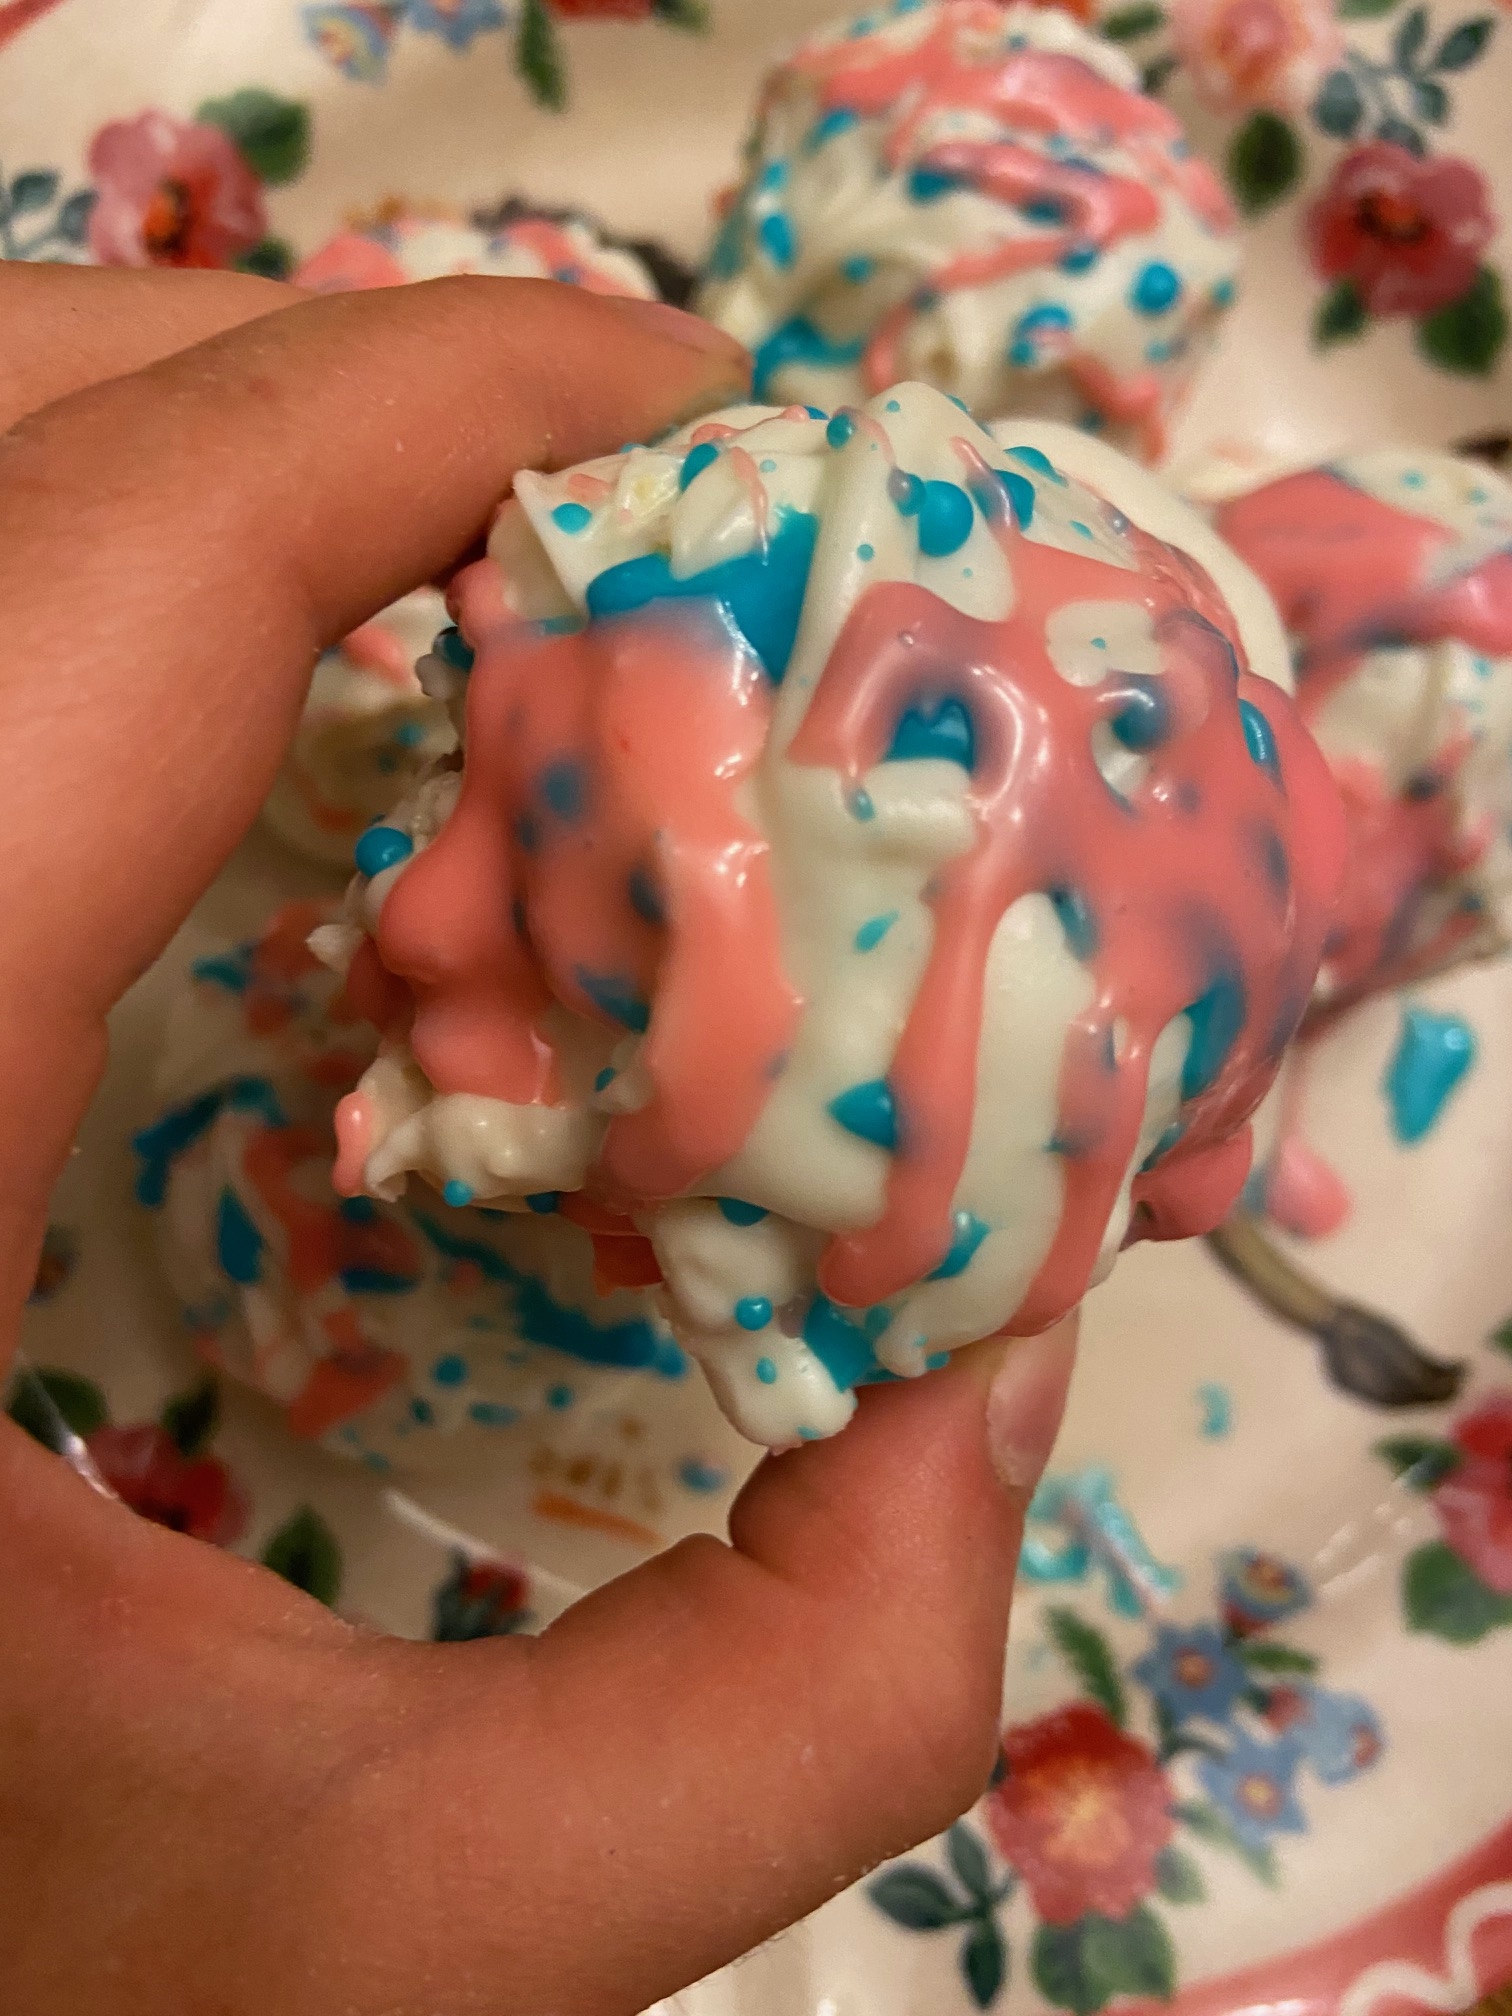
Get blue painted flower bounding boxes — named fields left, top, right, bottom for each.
left=303, top=2, right=396, bottom=82
left=1132, top=1621, right=1248, bottom=1724
left=402, top=0, right=508, bottom=50
left=1265, top=1683, right=1385, bottom=1785
left=1197, top=1731, right=1306, bottom=1851
left=1219, top=1547, right=1311, bottom=1636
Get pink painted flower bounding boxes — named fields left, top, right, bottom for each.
left=295, top=230, right=407, bottom=293
left=549, top=0, right=653, bottom=15
left=1172, top=0, right=1342, bottom=115
left=1434, top=1395, right=1512, bottom=1595
left=87, top=110, right=265, bottom=269
left=1307, top=144, right=1496, bottom=319
left=86, top=1423, right=250, bottom=1546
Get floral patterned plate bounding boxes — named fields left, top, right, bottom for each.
left=6, top=0, right=1512, bottom=2008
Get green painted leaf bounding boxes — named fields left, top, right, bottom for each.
left=948, top=1823, right=993, bottom=1903
left=1227, top=111, right=1302, bottom=218
left=236, top=236, right=294, bottom=280
left=1417, top=266, right=1509, bottom=377
left=1315, top=279, right=1368, bottom=347
left=1432, top=16, right=1494, bottom=68
left=1403, top=1539, right=1512, bottom=1643
left=1033, top=1920, right=1105, bottom=2016
left=1338, top=0, right=1401, bottom=16
left=6, top=1365, right=108, bottom=1447
left=1394, top=4, right=1430, bottom=65
left=9, top=168, right=59, bottom=214
left=1376, top=114, right=1426, bottom=153
left=1155, top=1844, right=1206, bottom=1904
left=1083, top=1906, right=1177, bottom=2000
left=1491, top=1319, right=1512, bottom=1360
left=963, top=1917, right=1007, bottom=2007
left=1173, top=1798, right=1280, bottom=1886
left=1412, top=76, right=1449, bottom=120
left=54, top=188, right=96, bottom=243
left=1102, top=1, right=1166, bottom=38
left=161, top=1378, right=219, bottom=1458
left=652, top=0, right=710, bottom=26
left=1235, top=1640, right=1321, bottom=1675
left=1376, top=1434, right=1461, bottom=1487
left=1141, top=54, right=1178, bottom=94
left=868, top=1865, right=969, bottom=1930
left=516, top=0, right=566, bottom=111
left=1313, top=69, right=1364, bottom=139
left=262, top=1505, right=343, bottom=1606
left=195, top=89, right=310, bottom=186
left=1046, top=1607, right=1126, bottom=1727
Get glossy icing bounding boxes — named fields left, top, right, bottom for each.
left=1216, top=450, right=1512, bottom=1000
left=697, top=0, right=1239, bottom=461
left=138, top=903, right=687, bottom=1472
left=294, top=202, right=659, bottom=300
left=315, top=382, right=1342, bottom=1447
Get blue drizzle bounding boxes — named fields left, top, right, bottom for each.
left=854, top=910, right=899, bottom=952
left=679, top=441, right=719, bottom=490
left=573, top=967, right=650, bottom=1033
left=717, top=1197, right=768, bottom=1226
left=1048, top=885, right=1097, bottom=960
left=132, top=1077, right=286, bottom=1208
left=803, top=1293, right=885, bottom=1392
left=928, top=1210, right=989, bottom=1280
left=432, top=626, right=475, bottom=672
left=750, top=316, right=863, bottom=399
left=908, top=164, right=961, bottom=201
left=758, top=212, right=797, bottom=267
left=805, top=107, right=858, bottom=151
left=1181, top=972, right=1246, bottom=1101
left=1197, top=1382, right=1233, bottom=1438
left=994, top=467, right=1035, bottom=528
left=586, top=506, right=818, bottom=683
left=627, top=865, right=664, bottom=926
left=216, top=1188, right=264, bottom=1285
left=887, top=695, right=975, bottom=769
left=1239, top=698, right=1282, bottom=783
left=828, top=1078, right=898, bottom=1150
left=413, top=1210, right=686, bottom=1377
left=191, top=943, right=255, bottom=995
left=1384, top=1006, right=1476, bottom=1144
left=1006, top=444, right=1065, bottom=483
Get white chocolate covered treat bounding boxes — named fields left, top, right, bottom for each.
left=294, top=201, right=660, bottom=299
left=1215, top=450, right=1512, bottom=1003
left=262, top=590, right=457, bottom=868
left=697, top=0, right=1239, bottom=462
left=315, top=381, right=1344, bottom=1449
left=134, top=902, right=688, bottom=1472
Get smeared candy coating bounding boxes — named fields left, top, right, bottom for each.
left=697, top=0, right=1239, bottom=461
left=1216, top=450, right=1512, bottom=1000
left=138, top=903, right=686, bottom=1472
left=319, top=381, right=1343, bottom=1447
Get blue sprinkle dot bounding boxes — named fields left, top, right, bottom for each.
left=433, top=625, right=475, bottom=671
left=470, top=1401, right=519, bottom=1427
left=1239, top=697, right=1281, bottom=782
left=1109, top=677, right=1170, bottom=752
left=594, top=1066, right=617, bottom=1092
left=1022, top=195, right=1065, bottom=225
left=759, top=159, right=788, bottom=191
left=1385, top=1007, right=1476, bottom=1144
left=1401, top=469, right=1425, bottom=489
left=996, top=467, right=1035, bottom=527
left=717, top=1197, right=768, bottom=1226
left=525, top=1191, right=559, bottom=1214
left=442, top=1179, right=474, bottom=1208
left=354, top=825, right=413, bottom=878
left=842, top=254, right=875, bottom=283
left=889, top=694, right=975, bottom=769
left=1060, top=241, right=1099, bottom=274
left=856, top=542, right=875, bottom=563
left=1131, top=261, right=1182, bottom=315
left=1008, top=340, right=1036, bottom=368
left=735, top=1295, right=773, bottom=1331
left=1008, top=444, right=1064, bottom=482
left=759, top=212, right=797, bottom=267
left=855, top=910, right=898, bottom=951
left=552, top=500, right=594, bottom=534
left=410, top=1397, right=435, bottom=1426
left=432, top=1353, right=469, bottom=1386
left=540, top=758, right=587, bottom=821
left=515, top=811, right=539, bottom=853
left=851, top=787, right=876, bottom=822
left=393, top=719, right=425, bottom=749
left=760, top=457, right=778, bottom=473
left=925, top=1351, right=951, bottom=1371
left=546, top=1384, right=575, bottom=1410
left=1049, top=885, right=1097, bottom=960
left=908, top=164, right=958, bottom=202
left=917, top=480, right=975, bottom=557
left=678, top=1457, right=729, bottom=1493
left=804, top=405, right=828, bottom=420
left=679, top=440, right=720, bottom=490
left=1211, top=276, right=1236, bottom=307
left=756, top=1357, right=779, bottom=1384
left=885, top=398, right=902, bottom=412
left=827, top=410, right=856, bottom=448
left=628, top=865, right=664, bottom=926
left=340, top=1195, right=378, bottom=1224
left=797, top=1426, right=823, bottom=1440
left=1070, top=520, right=1093, bottom=539
left=829, top=1077, right=898, bottom=1150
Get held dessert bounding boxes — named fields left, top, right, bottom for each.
left=313, top=381, right=1344, bottom=1447
left=698, top=0, right=1240, bottom=461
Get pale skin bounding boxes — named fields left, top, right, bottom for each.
left=0, top=262, right=1077, bottom=2016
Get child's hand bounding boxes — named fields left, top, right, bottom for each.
left=0, top=265, right=1075, bottom=2016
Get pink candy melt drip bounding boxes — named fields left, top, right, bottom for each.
left=790, top=5, right=1234, bottom=455
left=1217, top=469, right=1512, bottom=992
left=341, top=460, right=1344, bottom=1339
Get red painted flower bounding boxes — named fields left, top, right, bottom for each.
left=1434, top=1394, right=1512, bottom=1595
left=548, top=0, right=652, bottom=15
left=984, top=1703, right=1174, bottom=1925
left=1307, top=144, right=1496, bottom=319
left=86, top=1423, right=250, bottom=1546
left=87, top=110, right=265, bottom=269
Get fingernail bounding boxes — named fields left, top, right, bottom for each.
left=615, top=296, right=751, bottom=363
left=984, top=1321, right=1077, bottom=1499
